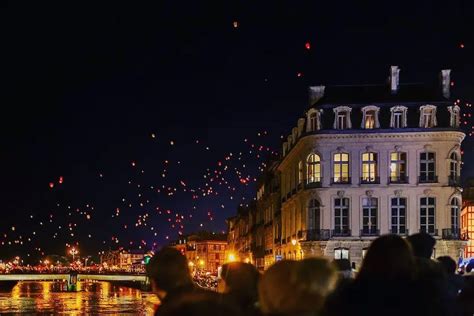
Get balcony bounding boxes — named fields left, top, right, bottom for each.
left=448, top=176, right=461, bottom=187
left=442, top=228, right=462, bottom=240
left=304, top=229, right=331, bottom=241
left=331, top=177, right=351, bottom=185
left=305, top=180, right=323, bottom=189
left=360, top=228, right=380, bottom=237
left=360, top=177, right=380, bottom=184
left=331, top=228, right=351, bottom=237
left=389, top=175, right=409, bottom=184
left=390, top=228, right=409, bottom=236
left=418, top=175, right=438, bottom=184
left=419, top=227, right=438, bottom=236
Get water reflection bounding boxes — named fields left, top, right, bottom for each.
left=0, top=281, right=159, bottom=315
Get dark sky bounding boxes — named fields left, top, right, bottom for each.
left=0, top=1, right=473, bottom=262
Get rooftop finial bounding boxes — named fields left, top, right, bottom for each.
left=441, top=69, right=451, bottom=99
left=390, top=66, right=400, bottom=94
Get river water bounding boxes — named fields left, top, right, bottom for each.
left=0, top=281, right=160, bottom=314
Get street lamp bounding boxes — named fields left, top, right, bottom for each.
left=69, top=248, right=78, bottom=262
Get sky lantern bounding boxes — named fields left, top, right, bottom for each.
left=305, top=42, right=311, bottom=50
left=233, top=21, right=239, bottom=28
left=58, top=176, right=63, bottom=184
left=49, top=182, right=54, bottom=189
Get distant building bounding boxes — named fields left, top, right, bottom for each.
left=100, top=249, right=145, bottom=271
left=228, top=66, right=466, bottom=268
left=171, top=231, right=228, bottom=274
left=462, top=179, right=474, bottom=258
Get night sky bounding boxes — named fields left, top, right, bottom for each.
left=1, top=1, right=473, bottom=262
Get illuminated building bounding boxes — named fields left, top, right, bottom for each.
left=462, top=179, right=474, bottom=258
left=229, top=66, right=466, bottom=268
left=172, top=232, right=228, bottom=273
left=100, top=249, right=145, bottom=271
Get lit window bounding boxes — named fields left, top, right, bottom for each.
left=390, top=106, right=408, bottom=128
left=308, top=199, right=320, bottom=231
left=333, top=153, right=350, bottom=183
left=361, top=152, right=377, bottom=183
left=391, top=197, right=407, bottom=234
left=419, top=152, right=436, bottom=182
left=333, top=106, right=352, bottom=130
left=419, top=105, right=437, bottom=128
left=362, top=197, right=378, bottom=235
left=334, top=247, right=349, bottom=260
left=448, top=105, right=461, bottom=128
left=390, top=152, right=407, bottom=183
left=334, top=198, right=350, bottom=236
left=307, top=154, right=321, bottom=183
left=420, top=197, right=436, bottom=235
left=361, top=106, right=380, bottom=129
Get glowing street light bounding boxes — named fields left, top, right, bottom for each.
left=227, top=252, right=236, bottom=262
left=291, top=239, right=297, bottom=246
left=69, top=247, right=79, bottom=262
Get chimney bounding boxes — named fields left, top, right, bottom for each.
left=390, top=66, right=400, bottom=94
left=308, top=86, right=325, bottom=105
left=440, top=69, right=451, bottom=99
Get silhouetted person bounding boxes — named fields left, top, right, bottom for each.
left=325, top=234, right=446, bottom=316
left=437, top=256, right=464, bottom=299
left=259, top=259, right=337, bottom=315
left=217, top=262, right=261, bottom=316
left=158, top=290, right=242, bottom=316
left=458, top=276, right=474, bottom=316
left=146, top=247, right=208, bottom=315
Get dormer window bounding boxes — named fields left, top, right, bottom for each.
left=390, top=106, right=408, bottom=128
left=448, top=105, right=460, bottom=128
left=306, top=108, right=322, bottom=132
left=333, top=106, right=352, bottom=130
left=419, top=105, right=437, bottom=128
left=361, top=106, right=380, bottom=129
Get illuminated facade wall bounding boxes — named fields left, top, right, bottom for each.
left=461, top=203, right=474, bottom=257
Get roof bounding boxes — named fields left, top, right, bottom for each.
left=310, top=83, right=450, bottom=107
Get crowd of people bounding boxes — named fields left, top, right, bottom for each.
left=192, top=271, right=218, bottom=289
left=146, top=233, right=474, bottom=316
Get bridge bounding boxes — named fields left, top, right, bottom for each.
left=0, top=274, right=147, bottom=282
left=0, top=273, right=149, bottom=291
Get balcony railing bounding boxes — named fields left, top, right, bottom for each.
left=390, top=228, right=409, bottom=236
left=360, top=177, right=380, bottom=184
left=418, top=175, right=438, bottom=183
left=419, top=227, right=438, bottom=236
left=331, top=228, right=351, bottom=237
left=389, top=175, right=409, bottom=184
left=331, top=177, right=351, bottom=185
left=442, top=228, right=462, bottom=240
left=448, top=176, right=461, bottom=187
left=305, top=180, right=323, bottom=189
left=304, top=229, right=331, bottom=241
left=360, top=228, right=380, bottom=236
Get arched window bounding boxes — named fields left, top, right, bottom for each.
left=333, top=106, right=352, bottom=130
left=419, top=105, right=437, bottom=128
left=449, top=152, right=460, bottom=186
left=448, top=105, right=461, bottom=128
left=361, top=152, right=378, bottom=183
left=307, top=199, right=320, bottom=232
left=451, top=198, right=460, bottom=234
left=307, top=154, right=321, bottom=184
left=361, top=106, right=380, bottom=129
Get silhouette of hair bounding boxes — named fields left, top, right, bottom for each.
left=358, top=234, right=415, bottom=281
left=145, top=247, right=192, bottom=292
left=158, top=291, right=241, bottom=316
left=333, top=259, right=351, bottom=271
left=220, top=262, right=259, bottom=307
left=407, top=233, right=435, bottom=258
left=436, top=256, right=456, bottom=275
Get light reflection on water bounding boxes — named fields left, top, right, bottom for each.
left=0, top=281, right=159, bottom=315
